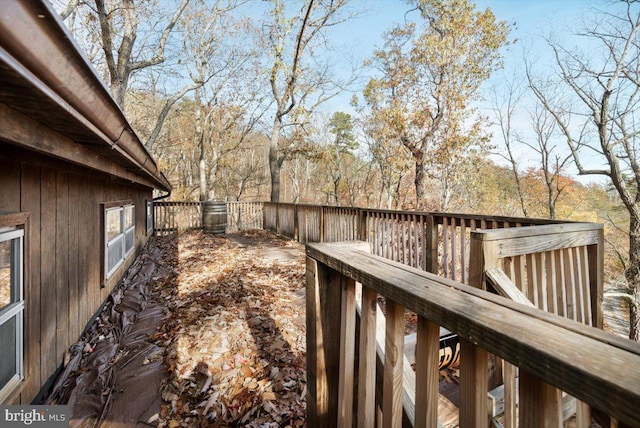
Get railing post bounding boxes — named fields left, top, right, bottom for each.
left=469, top=231, right=498, bottom=291
left=306, top=256, right=344, bottom=427
left=338, top=275, right=356, bottom=427
left=383, top=300, right=404, bottom=428
left=467, top=231, right=496, bottom=428
left=415, top=316, right=439, bottom=428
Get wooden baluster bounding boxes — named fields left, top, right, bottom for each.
left=414, top=316, right=439, bottom=428
left=443, top=217, right=450, bottom=278
left=576, top=400, right=591, bottom=427
left=460, top=339, right=488, bottom=428
left=451, top=217, right=457, bottom=281
left=338, top=277, right=356, bottom=427
left=564, top=247, right=577, bottom=321
left=573, top=246, right=586, bottom=324
left=536, top=252, right=547, bottom=312
left=425, top=215, right=436, bottom=273
left=519, top=369, right=562, bottom=428
left=503, top=361, right=517, bottom=428
left=549, top=250, right=560, bottom=315
left=461, top=219, right=468, bottom=284
left=358, top=287, right=377, bottom=428
left=402, top=213, right=408, bottom=265
left=383, top=300, right=404, bottom=428
left=580, top=246, right=593, bottom=326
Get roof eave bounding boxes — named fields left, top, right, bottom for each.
left=0, top=0, right=171, bottom=192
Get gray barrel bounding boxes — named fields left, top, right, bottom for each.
left=202, top=201, right=227, bottom=234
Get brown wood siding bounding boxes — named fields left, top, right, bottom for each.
left=0, top=148, right=153, bottom=404
left=20, top=165, right=41, bottom=402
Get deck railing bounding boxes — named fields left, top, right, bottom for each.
left=306, top=241, right=640, bottom=427
left=157, top=201, right=579, bottom=284
left=227, top=201, right=263, bottom=231
left=153, top=201, right=632, bottom=425
left=469, top=223, right=606, bottom=427
left=154, top=201, right=263, bottom=234
left=154, top=201, right=204, bottom=235
left=262, top=203, right=560, bottom=282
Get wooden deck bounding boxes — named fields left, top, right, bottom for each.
left=46, top=230, right=308, bottom=427
left=44, top=224, right=637, bottom=427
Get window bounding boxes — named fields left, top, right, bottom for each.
left=105, top=204, right=135, bottom=279
left=0, top=227, right=24, bottom=403
left=146, top=201, right=153, bottom=234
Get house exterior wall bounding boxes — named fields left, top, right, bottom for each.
left=0, top=142, right=154, bottom=404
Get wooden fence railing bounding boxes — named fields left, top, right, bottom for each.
left=227, top=201, right=263, bottom=231
left=154, top=201, right=204, bottom=235
left=306, top=241, right=640, bottom=428
left=154, top=201, right=263, bottom=234
left=470, top=223, right=605, bottom=427
left=155, top=201, right=621, bottom=425
left=157, top=201, right=579, bottom=285
left=262, top=203, right=560, bottom=283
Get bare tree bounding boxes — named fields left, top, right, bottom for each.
left=529, top=1, right=640, bottom=340
left=56, top=0, right=212, bottom=150
left=264, top=0, right=355, bottom=202
left=489, top=75, right=530, bottom=217
left=519, top=104, right=573, bottom=219
left=182, top=4, right=269, bottom=201
left=93, top=0, right=190, bottom=108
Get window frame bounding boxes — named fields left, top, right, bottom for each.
left=104, top=202, right=135, bottom=280
left=0, top=226, right=24, bottom=403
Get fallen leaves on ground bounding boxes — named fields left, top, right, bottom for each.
left=150, top=230, right=307, bottom=427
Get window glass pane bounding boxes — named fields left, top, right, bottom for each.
left=124, top=206, right=134, bottom=229
left=147, top=203, right=153, bottom=231
left=107, top=235, right=123, bottom=273
left=0, top=315, right=17, bottom=388
left=0, top=240, right=11, bottom=310
left=125, top=229, right=135, bottom=255
left=106, top=209, right=121, bottom=241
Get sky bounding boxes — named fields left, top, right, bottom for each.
left=315, top=0, right=599, bottom=116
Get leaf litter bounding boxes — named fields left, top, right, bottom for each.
left=151, top=229, right=307, bottom=427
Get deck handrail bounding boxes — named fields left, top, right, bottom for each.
left=305, top=241, right=640, bottom=427
left=155, top=202, right=604, bottom=323
left=469, top=223, right=605, bottom=426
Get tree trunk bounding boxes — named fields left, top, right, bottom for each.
left=414, top=155, right=426, bottom=209
left=269, top=115, right=282, bottom=202
left=199, top=157, right=207, bottom=202
left=195, top=94, right=207, bottom=202
left=627, top=215, right=640, bottom=341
